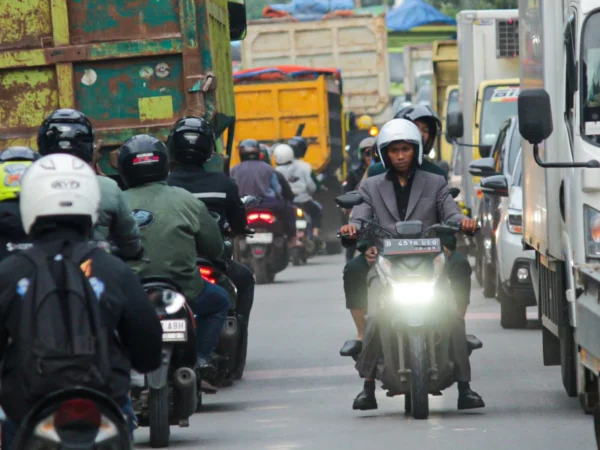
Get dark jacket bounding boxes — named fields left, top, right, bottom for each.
left=168, top=165, right=247, bottom=233
left=0, top=229, right=162, bottom=421
left=367, top=159, right=448, bottom=181
left=343, top=166, right=367, bottom=193
left=124, top=182, right=223, bottom=300
left=0, top=200, right=29, bottom=261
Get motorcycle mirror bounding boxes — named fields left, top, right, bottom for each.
left=242, top=195, right=261, bottom=207
left=335, top=191, right=364, bottom=209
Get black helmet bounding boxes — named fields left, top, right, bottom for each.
left=118, top=134, right=169, bottom=188
left=167, top=116, right=215, bottom=165
left=38, top=109, right=95, bottom=162
left=0, top=146, right=40, bottom=162
left=287, top=136, right=308, bottom=158
left=239, top=139, right=261, bottom=161
left=394, top=104, right=441, bottom=152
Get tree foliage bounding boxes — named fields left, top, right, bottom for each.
left=424, top=0, right=518, bottom=18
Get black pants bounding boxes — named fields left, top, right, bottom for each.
left=227, top=259, right=255, bottom=321
left=297, top=200, right=323, bottom=229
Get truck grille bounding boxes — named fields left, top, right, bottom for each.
left=496, top=19, right=519, bottom=58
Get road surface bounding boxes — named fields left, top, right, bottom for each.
left=135, top=255, right=596, bottom=449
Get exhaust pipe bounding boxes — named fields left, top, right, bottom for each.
left=173, top=367, right=197, bottom=422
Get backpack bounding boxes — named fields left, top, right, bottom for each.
left=15, top=242, right=111, bottom=401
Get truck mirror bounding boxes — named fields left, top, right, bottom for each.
left=478, top=145, right=492, bottom=158
left=518, top=89, right=553, bottom=145
left=480, top=174, right=509, bottom=197
left=468, top=157, right=497, bottom=177
left=446, top=111, right=464, bottom=140
left=228, top=0, right=247, bottom=41
left=405, top=92, right=412, bottom=102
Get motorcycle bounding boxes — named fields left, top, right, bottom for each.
left=336, top=191, right=482, bottom=420
left=9, top=387, right=133, bottom=449
left=290, top=205, right=317, bottom=265
left=133, top=277, right=197, bottom=448
left=234, top=202, right=289, bottom=284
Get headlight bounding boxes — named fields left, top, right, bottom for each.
left=391, top=282, right=435, bottom=304
left=507, top=209, right=523, bottom=234
left=584, top=205, right=600, bottom=259
left=296, top=208, right=304, bottom=218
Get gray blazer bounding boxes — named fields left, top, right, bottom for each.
left=349, top=169, right=465, bottom=237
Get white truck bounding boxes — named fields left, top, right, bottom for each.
left=241, top=15, right=392, bottom=124
left=403, top=44, right=433, bottom=101
left=447, top=9, right=520, bottom=214
left=513, top=0, right=600, bottom=414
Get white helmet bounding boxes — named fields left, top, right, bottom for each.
left=376, top=118, right=423, bottom=168
left=20, top=153, right=101, bottom=234
left=273, top=143, right=295, bottom=165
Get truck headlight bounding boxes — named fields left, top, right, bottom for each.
left=507, top=209, right=523, bottom=234
left=391, top=282, right=435, bottom=304
left=584, top=205, right=600, bottom=259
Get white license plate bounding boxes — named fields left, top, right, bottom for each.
left=296, top=219, right=307, bottom=229
left=161, top=320, right=187, bottom=341
left=246, top=233, right=273, bottom=244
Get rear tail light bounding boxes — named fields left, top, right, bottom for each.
left=54, top=399, right=101, bottom=429
left=199, top=267, right=217, bottom=284
left=247, top=212, right=276, bottom=224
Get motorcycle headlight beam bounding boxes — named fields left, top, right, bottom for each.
left=391, top=282, right=435, bottom=304
left=162, top=290, right=186, bottom=314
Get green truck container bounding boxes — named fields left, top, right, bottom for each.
left=0, top=0, right=247, bottom=174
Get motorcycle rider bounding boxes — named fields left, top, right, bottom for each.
left=166, top=117, right=257, bottom=328
left=118, top=134, right=231, bottom=393
left=0, top=147, right=40, bottom=261
left=0, top=153, right=162, bottom=448
left=37, top=108, right=142, bottom=259
left=259, top=144, right=296, bottom=203
left=231, top=139, right=296, bottom=241
left=339, top=119, right=485, bottom=411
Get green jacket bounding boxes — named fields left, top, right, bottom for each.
left=93, top=176, right=142, bottom=258
left=367, top=159, right=448, bottom=181
left=124, top=182, right=223, bottom=300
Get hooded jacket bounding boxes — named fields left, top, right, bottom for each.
left=0, top=201, right=30, bottom=261
left=276, top=161, right=317, bottom=204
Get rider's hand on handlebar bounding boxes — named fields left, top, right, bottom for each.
left=461, top=218, right=477, bottom=234
left=339, top=224, right=359, bottom=239
left=365, top=246, right=378, bottom=265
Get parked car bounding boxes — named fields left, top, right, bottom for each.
left=468, top=117, right=521, bottom=298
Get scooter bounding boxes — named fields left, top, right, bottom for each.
left=133, top=277, right=197, bottom=448
left=9, top=387, right=133, bottom=449
left=336, top=191, right=482, bottom=420
left=290, top=205, right=317, bottom=265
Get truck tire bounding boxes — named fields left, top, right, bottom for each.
left=408, top=333, right=429, bottom=419
left=149, top=386, right=170, bottom=448
left=498, top=278, right=527, bottom=329
left=560, top=324, right=578, bottom=397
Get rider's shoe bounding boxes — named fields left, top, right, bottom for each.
left=352, top=389, right=378, bottom=411
left=340, top=339, right=362, bottom=357
left=457, top=388, right=485, bottom=410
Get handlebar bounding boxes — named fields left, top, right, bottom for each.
left=337, top=220, right=479, bottom=241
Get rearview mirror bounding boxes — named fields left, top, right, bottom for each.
left=335, top=192, right=364, bottom=209
left=446, top=111, right=464, bottom=140
left=449, top=187, right=460, bottom=199
left=478, top=145, right=492, bottom=158
left=228, top=0, right=247, bottom=41
left=480, top=175, right=509, bottom=197
left=518, top=89, right=553, bottom=145
left=241, top=195, right=261, bottom=208
left=468, top=157, right=498, bottom=177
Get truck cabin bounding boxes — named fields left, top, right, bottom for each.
left=475, top=80, right=520, bottom=152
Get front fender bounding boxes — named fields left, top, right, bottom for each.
left=147, top=345, right=173, bottom=390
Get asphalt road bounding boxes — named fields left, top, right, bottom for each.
left=134, top=255, right=596, bottom=449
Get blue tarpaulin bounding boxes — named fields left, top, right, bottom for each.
left=266, top=0, right=354, bottom=21
left=385, top=0, right=456, bottom=32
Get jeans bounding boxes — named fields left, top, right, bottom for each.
left=193, top=281, right=231, bottom=361
left=1, top=397, right=136, bottom=449
left=227, top=259, right=255, bottom=321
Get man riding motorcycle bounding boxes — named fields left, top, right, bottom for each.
left=37, top=108, right=143, bottom=259
left=342, top=104, right=472, bottom=355
left=0, top=147, right=40, bottom=261
left=339, top=119, right=485, bottom=411
left=166, top=117, right=257, bottom=327
left=0, top=153, right=162, bottom=448
left=259, top=144, right=296, bottom=204
left=231, top=139, right=296, bottom=242
left=118, top=134, right=231, bottom=393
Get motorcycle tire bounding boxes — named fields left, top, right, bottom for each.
left=291, top=247, right=303, bottom=266
left=196, top=390, right=203, bottom=412
left=252, top=259, right=272, bottom=285
left=408, top=333, right=430, bottom=420
left=482, top=260, right=496, bottom=299
left=234, top=326, right=249, bottom=380
left=149, top=386, right=170, bottom=448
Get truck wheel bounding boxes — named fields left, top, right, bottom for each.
left=560, top=324, right=578, bottom=397
left=482, top=261, right=496, bottom=298
left=408, top=333, right=429, bottom=419
left=149, top=386, right=170, bottom=448
left=499, top=282, right=527, bottom=329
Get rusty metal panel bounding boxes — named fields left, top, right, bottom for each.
left=241, top=15, right=391, bottom=124
left=0, top=0, right=235, bottom=173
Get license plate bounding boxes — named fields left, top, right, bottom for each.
left=382, top=238, right=442, bottom=255
left=161, top=320, right=187, bottom=342
left=296, top=219, right=307, bottom=229
left=246, top=233, right=273, bottom=244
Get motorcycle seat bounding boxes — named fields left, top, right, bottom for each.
left=466, top=334, right=483, bottom=351
left=197, top=257, right=228, bottom=273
